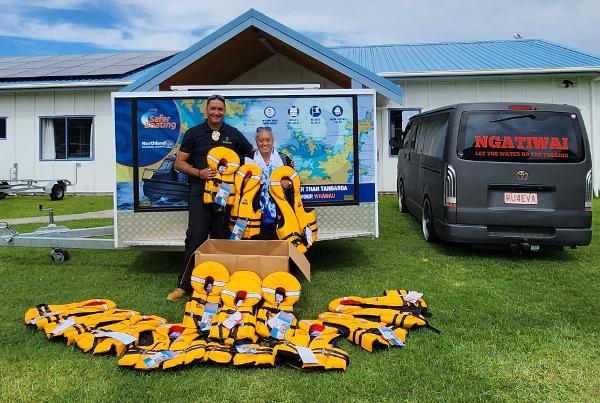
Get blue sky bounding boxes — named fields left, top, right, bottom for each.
left=1, top=1, right=599, bottom=57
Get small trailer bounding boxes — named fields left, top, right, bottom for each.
left=0, top=162, right=81, bottom=200
left=113, top=87, right=379, bottom=250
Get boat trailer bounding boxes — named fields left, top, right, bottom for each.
left=0, top=162, right=81, bottom=200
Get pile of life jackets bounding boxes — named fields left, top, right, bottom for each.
left=24, top=262, right=439, bottom=371
left=203, top=146, right=317, bottom=252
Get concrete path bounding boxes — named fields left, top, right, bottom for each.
left=2, top=210, right=113, bottom=225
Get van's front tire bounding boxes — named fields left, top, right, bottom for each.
left=398, top=180, right=407, bottom=213
left=422, top=198, right=438, bottom=242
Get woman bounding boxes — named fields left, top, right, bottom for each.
left=247, top=126, right=293, bottom=240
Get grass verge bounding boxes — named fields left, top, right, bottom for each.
left=0, top=194, right=113, bottom=220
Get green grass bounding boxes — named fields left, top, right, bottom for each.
left=1, top=195, right=599, bottom=402
left=0, top=194, right=113, bottom=219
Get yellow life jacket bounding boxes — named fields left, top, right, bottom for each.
left=208, top=278, right=262, bottom=345
left=318, top=312, right=408, bottom=352
left=229, top=164, right=263, bottom=239
left=328, top=289, right=430, bottom=318
left=74, top=314, right=167, bottom=356
left=256, top=272, right=301, bottom=340
left=183, top=261, right=230, bottom=332
left=269, top=166, right=317, bottom=253
left=117, top=324, right=199, bottom=370
left=203, top=146, right=240, bottom=207
left=327, top=291, right=438, bottom=333
left=24, top=299, right=117, bottom=330
left=232, top=343, right=276, bottom=367
left=274, top=321, right=348, bottom=370
left=202, top=342, right=233, bottom=365
left=44, top=309, right=139, bottom=345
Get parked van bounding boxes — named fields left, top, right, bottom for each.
left=393, top=102, right=592, bottom=249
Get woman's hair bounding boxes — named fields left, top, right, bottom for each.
left=255, top=126, right=274, bottom=141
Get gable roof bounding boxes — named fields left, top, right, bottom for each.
left=122, top=9, right=403, bottom=102
left=331, top=39, right=600, bottom=78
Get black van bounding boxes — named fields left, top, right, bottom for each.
left=394, top=102, right=592, bottom=249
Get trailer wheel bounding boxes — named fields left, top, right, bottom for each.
left=0, top=192, right=6, bottom=200
left=50, top=183, right=66, bottom=201
left=50, top=248, right=70, bottom=263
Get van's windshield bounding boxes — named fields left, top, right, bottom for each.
left=457, top=111, right=585, bottom=163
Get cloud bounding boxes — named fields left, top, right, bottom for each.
left=0, top=0, right=599, bottom=54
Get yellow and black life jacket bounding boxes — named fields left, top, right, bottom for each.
left=44, top=309, right=139, bottom=345
left=74, top=314, right=167, bottom=356
left=269, top=166, right=317, bottom=253
left=203, top=146, right=240, bottom=208
left=328, top=289, right=430, bottom=318
left=202, top=342, right=233, bottom=365
left=117, top=324, right=200, bottom=370
left=318, top=312, right=408, bottom=352
left=24, top=299, right=117, bottom=331
left=274, top=321, right=348, bottom=370
left=183, top=261, right=230, bottom=333
left=232, top=343, right=276, bottom=367
left=327, top=291, right=438, bottom=333
left=208, top=278, right=262, bottom=345
left=229, top=163, right=263, bottom=239
left=256, top=272, right=301, bottom=340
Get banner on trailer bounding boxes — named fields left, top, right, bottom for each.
left=115, top=94, right=375, bottom=211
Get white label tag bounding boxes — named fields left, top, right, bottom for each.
left=235, top=344, right=257, bottom=354
left=50, top=318, right=76, bottom=335
left=29, top=311, right=60, bottom=325
left=215, top=182, right=232, bottom=207
left=142, top=350, right=179, bottom=368
left=304, top=226, right=313, bottom=245
left=267, top=311, right=294, bottom=339
left=378, top=326, right=405, bottom=347
left=404, top=291, right=423, bottom=304
left=200, top=303, right=218, bottom=332
left=223, top=311, right=243, bottom=330
left=230, top=218, right=248, bottom=240
left=94, top=331, right=136, bottom=345
left=295, top=345, right=319, bottom=364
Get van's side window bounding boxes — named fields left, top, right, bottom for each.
left=422, top=113, right=449, bottom=158
left=408, top=122, right=418, bottom=151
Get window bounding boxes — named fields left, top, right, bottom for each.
left=388, top=108, right=421, bottom=156
left=40, top=116, right=93, bottom=160
left=421, top=113, right=449, bottom=158
left=0, top=117, right=6, bottom=140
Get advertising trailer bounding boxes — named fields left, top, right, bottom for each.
left=112, top=89, right=378, bottom=249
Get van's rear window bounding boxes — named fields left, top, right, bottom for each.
left=457, top=111, right=585, bottom=162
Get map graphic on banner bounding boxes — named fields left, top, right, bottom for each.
left=116, top=95, right=375, bottom=210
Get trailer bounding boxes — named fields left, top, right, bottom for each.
left=0, top=162, right=81, bottom=200
left=113, top=88, right=379, bottom=250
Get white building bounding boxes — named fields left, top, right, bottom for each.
left=1, top=9, right=600, bottom=195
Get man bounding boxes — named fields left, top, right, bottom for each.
left=167, top=95, right=253, bottom=301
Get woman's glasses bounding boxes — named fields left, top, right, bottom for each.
left=256, top=126, right=273, bottom=132
left=206, top=94, right=225, bottom=103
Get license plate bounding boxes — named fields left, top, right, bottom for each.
left=504, top=192, right=538, bottom=205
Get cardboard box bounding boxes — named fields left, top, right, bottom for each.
left=194, top=239, right=310, bottom=281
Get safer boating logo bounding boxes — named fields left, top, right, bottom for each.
left=141, top=108, right=177, bottom=130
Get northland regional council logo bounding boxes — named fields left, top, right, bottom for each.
left=264, top=106, right=276, bottom=118
left=141, top=108, right=177, bottom=130
left=140, top=139, right=175, bottom=149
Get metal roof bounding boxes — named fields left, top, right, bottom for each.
left=330, top=39, right=600, bottom=76
left=0, top=51, right=176, bottom=80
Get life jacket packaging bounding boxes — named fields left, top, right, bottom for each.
left=193, top=239, right=310, bottom=282
left=203, top=147, right=240, bottom=208
left=229, top=163, right=263, bottom=240
left=269, top=166, right=318, bottom=253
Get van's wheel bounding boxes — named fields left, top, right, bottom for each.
left=50, top=183, right=65, bottom=201
left=422, top=197, right=438, bottom=242
left=397, top=180, right=407, bottom=213
left=50, top=248, right=70, bottom=263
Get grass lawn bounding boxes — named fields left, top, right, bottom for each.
left=0, top=195, right=598, bottom=402
left=0, top=194, right=113, bottom=220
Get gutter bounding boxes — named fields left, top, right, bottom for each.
left=379, top=67, right=600, bottom=79
left=0, top=81, right=132, bottom=90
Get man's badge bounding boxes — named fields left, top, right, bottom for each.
left=211, top=131, right=220, bottom=141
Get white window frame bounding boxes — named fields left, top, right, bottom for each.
left=39, top=115, right=95, bottom=161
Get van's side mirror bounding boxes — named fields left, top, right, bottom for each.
left=389, top=137, right=401, bottom=148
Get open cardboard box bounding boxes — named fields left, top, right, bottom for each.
left=194, top=239, right=310, bottom=281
